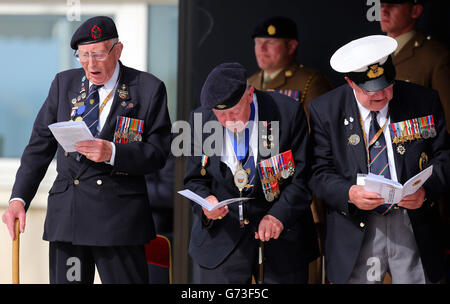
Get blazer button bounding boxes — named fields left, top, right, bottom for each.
left=64, top=152, right=69, bottom=157
left=360, top=222, right=365, bottom=228
left=74, top=179, right=80, bottom=185
left=97, top=179, right=103, bottom=186
left=244, top=219, right=250, bottom=225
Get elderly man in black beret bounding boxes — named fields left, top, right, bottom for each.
left=248, top=15, right=333, bottom=283
left=184, top=62, right=318, bottom=283
left=2, top=16, right=171, bottom=283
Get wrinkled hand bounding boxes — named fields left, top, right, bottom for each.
left=75, top=139, right=112, bottom=163
left=202, top=195, right=229, bottom=220
left=255, top=214, right=284, bottom=242
left=348, top=185, right=385, bottom=210
left=398, top=187, right=425, bottom=210
left=2, top=200, right=26, bottom=240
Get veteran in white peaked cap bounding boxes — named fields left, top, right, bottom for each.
left=307, top=34, right=450, bottom=283
left=331, top=35, right=398, bottom=92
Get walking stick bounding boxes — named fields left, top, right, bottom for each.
left=12, top=219, right=20, bottom=284
left=258, top=240, right=264, bottom=284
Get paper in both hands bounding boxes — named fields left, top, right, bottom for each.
left=361, top=165, right=433, bottom=205
left=178, top=189, right=253, bottom=211
left=48, top=121, right=94, bottom=153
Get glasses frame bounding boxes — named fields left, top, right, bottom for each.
left=74, top=40, right=120, bottom=62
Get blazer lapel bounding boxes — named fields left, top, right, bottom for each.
left=252, top=90, right=278, bottom=195
left=344, top=88, right=369, bottom=174
left=98, top=62, right=134, bottom=141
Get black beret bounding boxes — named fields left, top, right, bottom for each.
left=251, top=16, right=297, bottom=39
left=201, top=63, right=247, bottom=110
left=380, top=0, right=424, bottom=4
left=70, top=16, right=118, bottom=50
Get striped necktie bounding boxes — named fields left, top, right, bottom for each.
left=369, top=111, right=391, bottom=215
left=83, top=84, right=103, bottom=137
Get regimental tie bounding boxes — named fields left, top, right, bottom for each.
left=83, top=84, right=103, bottom=137
left=369, top=111, right=391, bottom=215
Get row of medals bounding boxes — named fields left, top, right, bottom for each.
left=260, top=164, right=294, bottom=202
left=392, top=126, right=436, bottom=144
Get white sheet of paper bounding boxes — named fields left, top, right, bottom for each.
left=48, top=121, right=94, bottom=153
left=363, top=165, right=433, bottom=205
left=177, top=189, right=253, bottom=211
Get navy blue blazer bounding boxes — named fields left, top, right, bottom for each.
left=184, top=90, right=319, bottom=271
left=308, top=81, right=450, bottom=283
left=10, top=62, right=172, bottom=246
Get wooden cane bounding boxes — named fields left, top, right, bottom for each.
left=12, top=219, right=20, bottom=284
left=258, top=241, right=264, bottom=284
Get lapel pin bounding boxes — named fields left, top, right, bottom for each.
left=348, top=134, right=360, bottom=145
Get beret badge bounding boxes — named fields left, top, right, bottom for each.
left=267, top=25, right=276, bottom=36
left=216, top=104, right=227, bottom=109
left=91, top=25, right=102, bottom=40
left=367, top=64, right=384, bottom=79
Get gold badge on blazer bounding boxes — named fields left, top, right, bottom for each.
left=419, top=152, right=428, bottom=171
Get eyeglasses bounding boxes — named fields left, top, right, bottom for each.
left=74, top=41, right=120, bottom=62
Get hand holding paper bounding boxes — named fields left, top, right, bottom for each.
left=363, top=166, right=433, bottom=205
left=178, top=189, right=253, bottom=211
left=48, top=121, right=94, bottom=152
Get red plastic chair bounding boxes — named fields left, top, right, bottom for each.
left=144, top=234, right=172, bottom=283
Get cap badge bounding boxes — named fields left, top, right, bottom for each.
left=367, top=64, right=384, bottom=79
left=216, top=104, right=226, bottom=109
left=267, top=25, right=276, bottom=36
left=91, top=25, right=102, bottom=40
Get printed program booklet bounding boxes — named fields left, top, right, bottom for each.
left=178, top=189, right=253, bottom=211
left=360, top=165, right=433, bottom=205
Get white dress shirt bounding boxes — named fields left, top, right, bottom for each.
left=354, top=91, right=398, bottom=182
left=88, top=62, right=120, bottom=166
left=221, top=93, right=259, bottom=174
